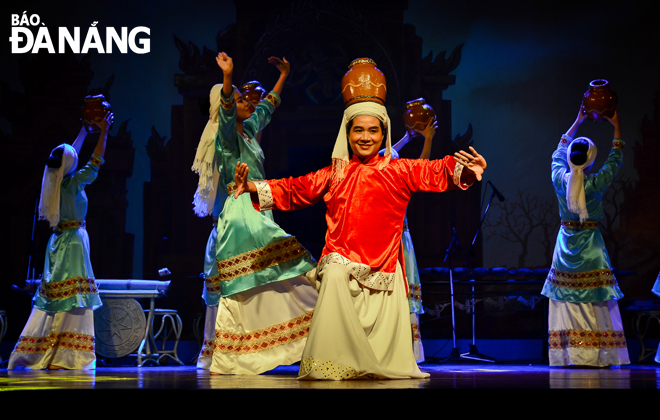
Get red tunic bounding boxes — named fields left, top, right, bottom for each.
left=257, top=154, right=475, bottom=291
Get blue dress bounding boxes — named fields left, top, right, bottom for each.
left=9, top=154, right=103, bottom=370
left=35, top=154, right=104, bottom=312
left=541, top=135, right=629, bottom=366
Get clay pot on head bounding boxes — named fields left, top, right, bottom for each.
left=582, top=79, right=617, bottom=122
left=81, top=94, right=113, bottom=133
left=241, top=81, right=267, bottom=110
left=341, top=58, right=387, bottom=108
left=403, top=98, right=436, bottom=133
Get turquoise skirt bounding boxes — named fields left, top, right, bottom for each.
left=34, top=226, right=102, bottom=313
left=215, top=192, right=317, bottom=297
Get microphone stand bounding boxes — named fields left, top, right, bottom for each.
left=459, top=184, right=499, bottom=363
left=438, top=227, right=462, bottom=363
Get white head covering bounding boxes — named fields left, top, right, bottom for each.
left=566, top=137, right=597, bottom=222
left=39, top=144, right=78, bottom=228
left=192, top=84, right=226, bottom=217
left=332, top=101, right=392, bottom=183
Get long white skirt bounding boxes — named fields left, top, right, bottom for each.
left=298, top=262, right=429, bottom=380
left=210, top=275, right=318, bottom=375
left=548, top=299, right=630, bottom=367
left=196, top=305, right=218, bottom=369
left=8, top=307, right=96, bottom=370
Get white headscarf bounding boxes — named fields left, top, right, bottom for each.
left=566, top=137, right=597, bottom=222
left=332, top=101, right=392, bottom=183
left=192, top=84, right=225, bottom=217
left=39, top=144, right=78, bottom=228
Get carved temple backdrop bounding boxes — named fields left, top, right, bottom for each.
left=1, top=0, right=658, bottom=348
left=142, top=1, right=482, bottom=332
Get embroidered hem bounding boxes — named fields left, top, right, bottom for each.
left=299, top=355, right=359, bottom=380
left=13, top=331, right=96, bottom=354
left=561, top=220, right=598, bottom=230
left=318, top=252, right=396, bottom=292
left=38, top=277, right=99, bottom=301
left=213, top=311, right=313, bottom=355
left=545, top=267, right=618, bottom=290
left=548, top=329, right=627, bottom=350
left=216, top=237, right=309, bottom=283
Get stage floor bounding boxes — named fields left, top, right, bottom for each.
left=2, top=362, right=659, bottom=391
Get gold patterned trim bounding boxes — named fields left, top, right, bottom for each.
left=300, top=355, right=358, bottom=380
left=407, top=284, right=422, bottom=303
left=548, top=329, right=627, bottom=350
left=453, top=161, right=468, bottom=190
left=39, top=277, right=99, bottom=301
left=220, top=93, right=235, bottom=111
left=13, top=331, right=95, bottom=354
left=545, top=268, right=618, bottom=290
left=412, top=322, right=421, bottom=343
left=90, top=155, right=103, bottom=168
left=216, top=237, right=309, bottom=282
left=213, top=311, right=313, bottom=354
left=226, top=182, right=237, bottom=195
left=318, top=252, right=396, bottom=292
left=205, top=275, right=220, bottom=295
left=200, top=339, right=215, bottom=358
left=55, top=220, right=86, bottom=232
left=561, top=219, right=598, bottom=230
left=612, top=139, right=624, bottom=149
left=264, top=92, right=280, bottom=109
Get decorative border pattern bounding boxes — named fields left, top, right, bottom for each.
left=453, top=161, right=467, bottom=190
left=213, top=311, right=313, bottom=355
left=220, top=92, right=235, bottom=111
left=299, top=355, right=358, bottom=380
left=318, top=252, right=396, bottom=292
left=13, top=331, right=95, bottom=354
left=200, top=339, right=215, bottom=358
left=56, top=220, right=86, bottom=231
left=39, top=277, right=99, bottom=301
left=612, top=139, right=624, bottom=149
left=561, top=219, right=598, bottom=230
left=264, top=92, right=280, bottom=110
left=90, top=155, right=104, bottom=168
left=407, top=284, right=422, bottom=303
left=545, top=268, right=618, bottom=290
left=412, top=322, right=421, bottom=343
left=548, top=329, right=627, bottom=350
left=254, top=180, right=274, bottom=211
left=559, top=134, right=573, bottom=147
left=205, top=275, right=221, bottom=295
left=216, top=237, right=308, bottom=282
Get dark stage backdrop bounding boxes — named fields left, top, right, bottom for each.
left=1, top=0, right=658, bottom=345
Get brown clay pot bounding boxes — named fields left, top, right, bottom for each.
left=81, top=94, right=113, bottom=133
left=403, top=98, right=436, bottom=133
left=582, top=79, right=617, bottom=122
left=341, top=58, right=387, bottom=107
left=241, top=81, right=267, bottom=109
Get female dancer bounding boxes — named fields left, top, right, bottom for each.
left=9, top=112, right=112, bottom=370
left=541, top=104, right=630, bottom=367
left=193, top=52, right=318, bottom=374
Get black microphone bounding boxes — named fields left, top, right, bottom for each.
left=487, top=181, right=505, bottom=202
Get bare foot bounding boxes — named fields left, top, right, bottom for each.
left=47, top=364, right=66, bottom=370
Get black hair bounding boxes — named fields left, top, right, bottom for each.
left=569, top=139, right=589, bottom=166
left=46, top=145, right=65, bottom=168
left=345, top=117, right=386, bottom=137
